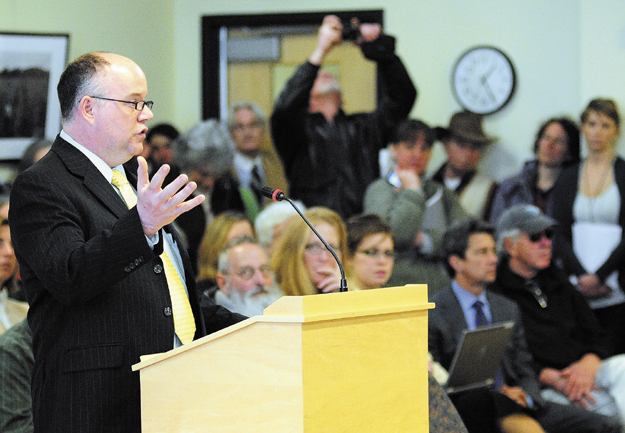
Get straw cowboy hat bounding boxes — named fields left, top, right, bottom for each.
left=435, top=111, right=496, bottom=146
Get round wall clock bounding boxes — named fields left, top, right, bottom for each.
left=452, top=46, right=516, bottom=115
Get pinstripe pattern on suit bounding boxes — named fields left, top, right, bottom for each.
left=9, top=137, right=206, bottom=432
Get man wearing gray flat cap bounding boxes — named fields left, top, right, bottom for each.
left=492, top=204, right=625, bottom=427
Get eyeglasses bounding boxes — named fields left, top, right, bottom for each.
left=356, top=248, right=395, bottom=259
left=540, top=133, right=567, bottom=147
left=305, top=243, right=341, bottom=255
left=526, top=280, right=548, bottom=308
left=231, top=265, right=273, bottom=280
left=90, top=96, right=154, bottom=111
left=528, top=227, right=555, bottom=243
left=232, top=121, right=263, bottom=132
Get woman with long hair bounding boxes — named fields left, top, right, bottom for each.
left=196, top=211, right=255, bottom=291
left=271, top=207, right=347, bottom=296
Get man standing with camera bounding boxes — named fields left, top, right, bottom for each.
left=271, top=15, right=416, bottom=219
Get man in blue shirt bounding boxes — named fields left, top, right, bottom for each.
left=429, top=219, right=620, bottom=433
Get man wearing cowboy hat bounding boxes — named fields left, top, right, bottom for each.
left=432, top=111, right=498, bottom=221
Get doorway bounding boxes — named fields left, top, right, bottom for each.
left=201, top=10, right=384, bottom=121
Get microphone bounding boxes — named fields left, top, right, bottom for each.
left=260, top=186, right=348, bottom=292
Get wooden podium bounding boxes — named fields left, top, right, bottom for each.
left=133, top=284, right=433, bottom=432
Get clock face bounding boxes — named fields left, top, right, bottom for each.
left=452, top=46, right=516, bottom=115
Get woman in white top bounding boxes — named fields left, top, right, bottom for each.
left=549, top=98, right=625, bottom=355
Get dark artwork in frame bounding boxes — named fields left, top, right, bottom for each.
left=0, top=32, right=69, bottom=160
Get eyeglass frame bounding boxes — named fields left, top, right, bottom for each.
left=231, top=121, right=263, bottom=132
left=228, top=264, right=273, bottom=281
left=90, top=96, right=154, bottom=111
left=304, top=243, right=341, bottom=255
left=355, top=248, right=395, bottom=259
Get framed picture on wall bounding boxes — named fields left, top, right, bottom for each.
left=0, top=32, right=69, bottom=160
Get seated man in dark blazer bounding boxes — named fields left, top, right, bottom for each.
left=429, top=219, right=620, bottom=433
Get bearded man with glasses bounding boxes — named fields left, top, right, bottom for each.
left=493, top=204, right=625, bottom=427
left=211, top=236, right=283, bottom=317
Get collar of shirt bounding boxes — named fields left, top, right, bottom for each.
left=387, top=169, right=402, bottom=188
left=444, top=176, right=462, bottom=191
left=60, top=130, right=117, bottom=182
left=451, top=280, right=491, bottom=330
left=0, top=287, right=10, bottom=330
left=233, top=152, right=263, bottom=189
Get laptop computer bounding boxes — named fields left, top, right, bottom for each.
left=444, top=321, right=515, bottom=394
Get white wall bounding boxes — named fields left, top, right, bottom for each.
left=175, top=0, right=590, bottom=179
left=3, top=0, right=625, bottom=180
left=580, top=1, right=625, bottom=157
left=0, top=0, right=178, bottom=125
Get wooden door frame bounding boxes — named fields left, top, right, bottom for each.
left=201, top=10, right=384, bottom=120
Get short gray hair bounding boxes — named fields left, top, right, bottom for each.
left=254, top=200, right=306, bottom=248
left=496, top=227, right=522, bottom=257
left=173, top=119, right=234, bottom=178
left=217, top=236, right=265, bottom=274
left=226, top=102, right=267, bottom=133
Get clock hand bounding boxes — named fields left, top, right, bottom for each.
left=483, top=79, right=496, bottom=102
left=482, top=64, right=496, bottom=82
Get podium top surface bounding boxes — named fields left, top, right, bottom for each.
left=133, top=284, right=433, bottom=371
left=263, top=284, right=432, bottom=319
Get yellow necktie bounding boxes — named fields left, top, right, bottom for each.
left=111, top=170, right=196, bottom=344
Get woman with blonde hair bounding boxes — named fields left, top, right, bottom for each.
left=271, top=207, right=348, bottom=296
left=196, top=211, right=255, bottom=292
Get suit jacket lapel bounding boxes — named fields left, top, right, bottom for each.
left=438, top=287, right=471, bottom=345
left=53, top=137, right=130, bottom=218
left=486, top=291, right=510, bottom=324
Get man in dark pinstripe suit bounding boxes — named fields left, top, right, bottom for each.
left=9, top=52, right=243, bottom=432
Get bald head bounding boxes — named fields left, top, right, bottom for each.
left=58, top=52, right=153, bottom=167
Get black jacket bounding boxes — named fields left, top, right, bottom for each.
left=491, top=259, right=612, bottom=373
left=270, top=35, right=416, bottom=219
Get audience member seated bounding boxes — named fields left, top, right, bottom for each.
left=272, top=207, right=348, bottom=295
left=270, top=14, right=416, bottom=219
left=429, top=219, right=620, bottom=433
left=17, top=138, right=52, bottom=174
left=254, top=200, right=306, bottom=256
left=227, top=102, right=289, bottom=208
left=123, top=123, right=181, bottom=187
left=494, top=204, right=625, bottom=425
left=365, top=119, right=468, bottom=294
left=0, top=319, right=33, bottom=432
left=146, top=123, right=181, bottom=185
left=202, top=236, right=283, bottom=317
left=432, top=111, right=498, bottom=221
left=197, top=211, right=256, bottom=291
left=0, top=219, right=27, bottom=332
left=345, top=213, right=395, bottom=291
left=490, top=117, right=580, bottom=224
left=548, top=98, right=625, bottom=355
left=173, top=119, right=257, bottom=272
left=343, top=212, right=468, bottom=431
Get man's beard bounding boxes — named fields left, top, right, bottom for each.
left=219, top=283, right=282, bottom=317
